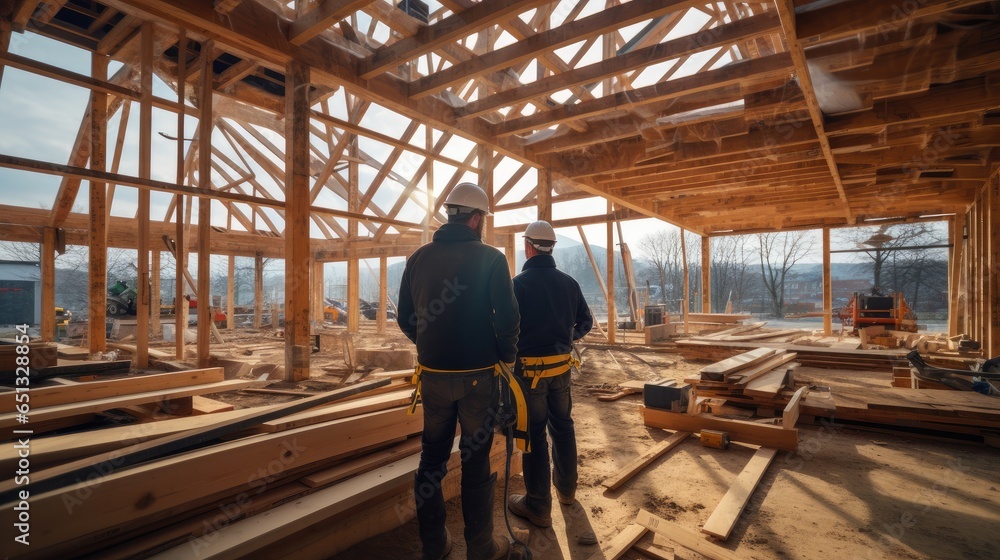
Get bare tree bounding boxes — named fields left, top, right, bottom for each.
left=639, top=229, right=682, bottom=305
left=710, top=235, right=755, bottom=312
left=756, top=231, right=815, bottom=318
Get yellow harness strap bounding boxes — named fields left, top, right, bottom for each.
left=519, top=353, right=581, bottom=389
left=406, top=363, right=496, bottom=415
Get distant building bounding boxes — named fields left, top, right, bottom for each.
left=0, top=260, right=42, bottom=325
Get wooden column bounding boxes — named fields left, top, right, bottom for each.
left=347, top=133, right=360, bottom=334
left=227, top=254, right=236, bottom=330
left=505, top=233, right=516, bottom=277
left=987, top=176, right=999, bottom=357
left=822, top=228, right=832, bottom=336
left=423, top=126, right=433, bottom=245
left=479, top=144, right=494, bottom=244
left=253, top=252, right=263, bottom=329
left=88, top=53, right=108, bottom=355
left=135, top=21, right=154, bottom=367
left=377, top=256, right=387, bottom=334
left=537, top=168, right=552, bottom=222
left=680, top=229, right=690, bottom=335
left=284, top=59, right=312, bottom=381
left=948, top=213, right=966, bottom=337
left=151, top=249, right=161, bottom=338
left=312, top=260, right=324, bottom=327
left=0, top=20, right=11, bottom=88
left=196, top=42, right=213, bottom=368
left=40, top=227, right=56, bottom=342
left=700, top=236, right=711, bottom=313
left=174, top=32, right=188, bottom=361
left=606, top=203, right=616, bottom=344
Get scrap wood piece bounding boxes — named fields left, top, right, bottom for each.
left=192, top=396, right=235, bottom=414
left=602, top=431, right=691, bottom=491
left=700, top=348, right=776, bottom=380
left=584, top=523, right=647, bottom=560
left=701, top=447, right=778, bottom=540
left=732, top=352, right=798, bottom=386
left=0, top=377, right=391, bottom=504
left=642, top=406, right=798, bottom=451
left=782, top=387, right=809, bottom=429
left=595, top=380, right=647, bottom=401
left=633, top=541, right=675, bottom=560
left=0, top=378, right=254, bottom=430
left=635, top=509, right=741, bottom=560
left=0, top=367, right=224, bottom=411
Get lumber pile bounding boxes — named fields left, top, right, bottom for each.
left=0, top=376, right=517, bottom=559
left=677, top=339, right=907, bottom=372
left=685, top=348, right=802, bottom=417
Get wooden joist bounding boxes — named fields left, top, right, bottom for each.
left=732, top=352, right=798, bottom=385
left=635, top=509, right=741, bottom=560
left=701, top=447, right=778, bottom=540
left=602, top=430, right=691, bottom=491
left=700, top=348, right=776, bottom=380
left=584, top=523, right=647, bottom=560
left=642, top=406, right=798, bottom=451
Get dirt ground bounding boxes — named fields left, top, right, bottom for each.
left=326, top=333, right=1000, bottom=560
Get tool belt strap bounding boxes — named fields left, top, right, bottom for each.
left=406, top=363, right=497, bottom=415
left=497, top=362, right=531, bottom=453
left=519, top=353, right=580, bottom=389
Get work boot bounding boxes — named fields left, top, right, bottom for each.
left=556, top=489, right=576, bottom=506
left=507, top=494, right=552, bottom=528
left=415, top=470, right=450, bottom=560
left=462, top=473, right=515, bottom=559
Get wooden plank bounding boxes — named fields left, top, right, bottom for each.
left=192, top=395, right=235, bottom=414
left=585, top=523, right=647, bottom=560
left=13, top=406, right=422, bottom=557
left=700, top=348, right=775, bottom=379
left=0, top=378, right=390, bottom=504
left=732, top=352, right=797, bottom=385
left=635, top=509, right=741, bottom=560
left=0, top=408, right=261, bottom=472
left=301, top=436, right=422, bottom=488
left=0, top=368, right=224, bottom=410
left=701, top=447, right=778, bottom=540
left=284, top=58, right=312, bottom=381
left=88, top=52, right=108, bottom=355
left=783, top=387, right=808, bottom=429
left=642, top=407, right=798, bottom=451
left=742, top=365, right=793, bottom=399
left=632, top=542, right=676, bottom=560
left=602, top=431, right=691, bottom=491
left=257, top=390, right=414, bottom=432
left=685, top=313, right=752, bottom=324
left=0, top=378, right=251, bottom=429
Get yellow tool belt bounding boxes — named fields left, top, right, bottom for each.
left=408, top=362, right=532, bottom=453
left=519, top=353, right=581, bottom=389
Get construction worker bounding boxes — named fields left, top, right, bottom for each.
left=397, top=182, right=522, bottom=560
left=507, top=220, right=593, bottom=528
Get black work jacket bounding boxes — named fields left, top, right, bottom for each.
left=512, top=254, right=593, bottom=357
left=397, top=223, right=520, bottom=369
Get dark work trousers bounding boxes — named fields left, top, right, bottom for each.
left=414, top=370, right=499, bottom=560
left=518, top=369, right=577, bottom=514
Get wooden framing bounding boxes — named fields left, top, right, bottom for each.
left=284, top=59, right=312, bottom=381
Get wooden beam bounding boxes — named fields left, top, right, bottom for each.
left=40, top=226, right=56, bottom=341
left=796, top=0, right=993, bottom=46
left=585, top=523, right=647, bottom=560
left=409, top=0, right=698, bottom=99
left=253, top=252, right=263, bottom=329
left=197, top=42, right=214, bottom=368
left=288, top=0, right=371, bottom=46
left=636, top=509, right=741, bottom=560
left=774, top=0, right=853, bottom=225
left=360, top=0, right=550, bottom=80
left=823, top=227, right=832, bottom=335
left=537, top=168, right=552, bottom=222
left=285, top=59, right=312, bottom=381
left=948, top=214, right=965, bottom=336
left=151, top=248, right=162, bottom=338
left=700, top=236, right=710, bottom=313
left=701, top=447, right=777, bottom=541
left=227, top=254, right=236, bottom=330
left=174, top=32, right=188, bottom=361
left=602, top=431, right=690, bottom=491
left=377, top=256, right=387, bottom=335
left=89, top=53, right=108, bottom=355
left=135, top=21, right=154, bottom=368
left=782, top=386, right=807, bottom=430
left=642, top=407, right=798, bottom=451
left=10, top=1, right=39, bottom=32
left=607, top=203, right=616, bottom=344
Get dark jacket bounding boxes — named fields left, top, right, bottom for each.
left=512, top=254, right=593, bottom=357
left=397, top=223, right=520, bottom=370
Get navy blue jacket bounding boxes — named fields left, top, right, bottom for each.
left=397, top=223, right=520, bottom=369
left=512, top=254, right=593, bottom=357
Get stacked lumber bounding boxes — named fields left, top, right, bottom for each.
left=677, top=339, right=907, bottom=372
left=685, top=348, right=801, bottom=416
left=0, top=377, right=515, bottom=559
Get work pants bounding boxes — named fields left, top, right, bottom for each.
left=517, top=370, right=577, bottom=514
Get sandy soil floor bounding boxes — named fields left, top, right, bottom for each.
left=331, top=339, right=1000, bottom=560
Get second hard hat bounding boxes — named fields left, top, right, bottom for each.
left=444, top=182, right=491, bottom=215
left=525, top=220, right=557, bottom=242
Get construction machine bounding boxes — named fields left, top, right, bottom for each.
left=838, top=290, right=917, bottom=334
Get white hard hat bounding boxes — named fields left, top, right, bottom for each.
left=444, top=182, right=491, bottom=215
left=525, top=220, right=557, bottom=242
left=525, top=220, right=557, bottom=252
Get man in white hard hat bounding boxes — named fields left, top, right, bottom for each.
left=397, top=182, right=522, bottom=560
left=507, top=220, right=593, bottom=529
